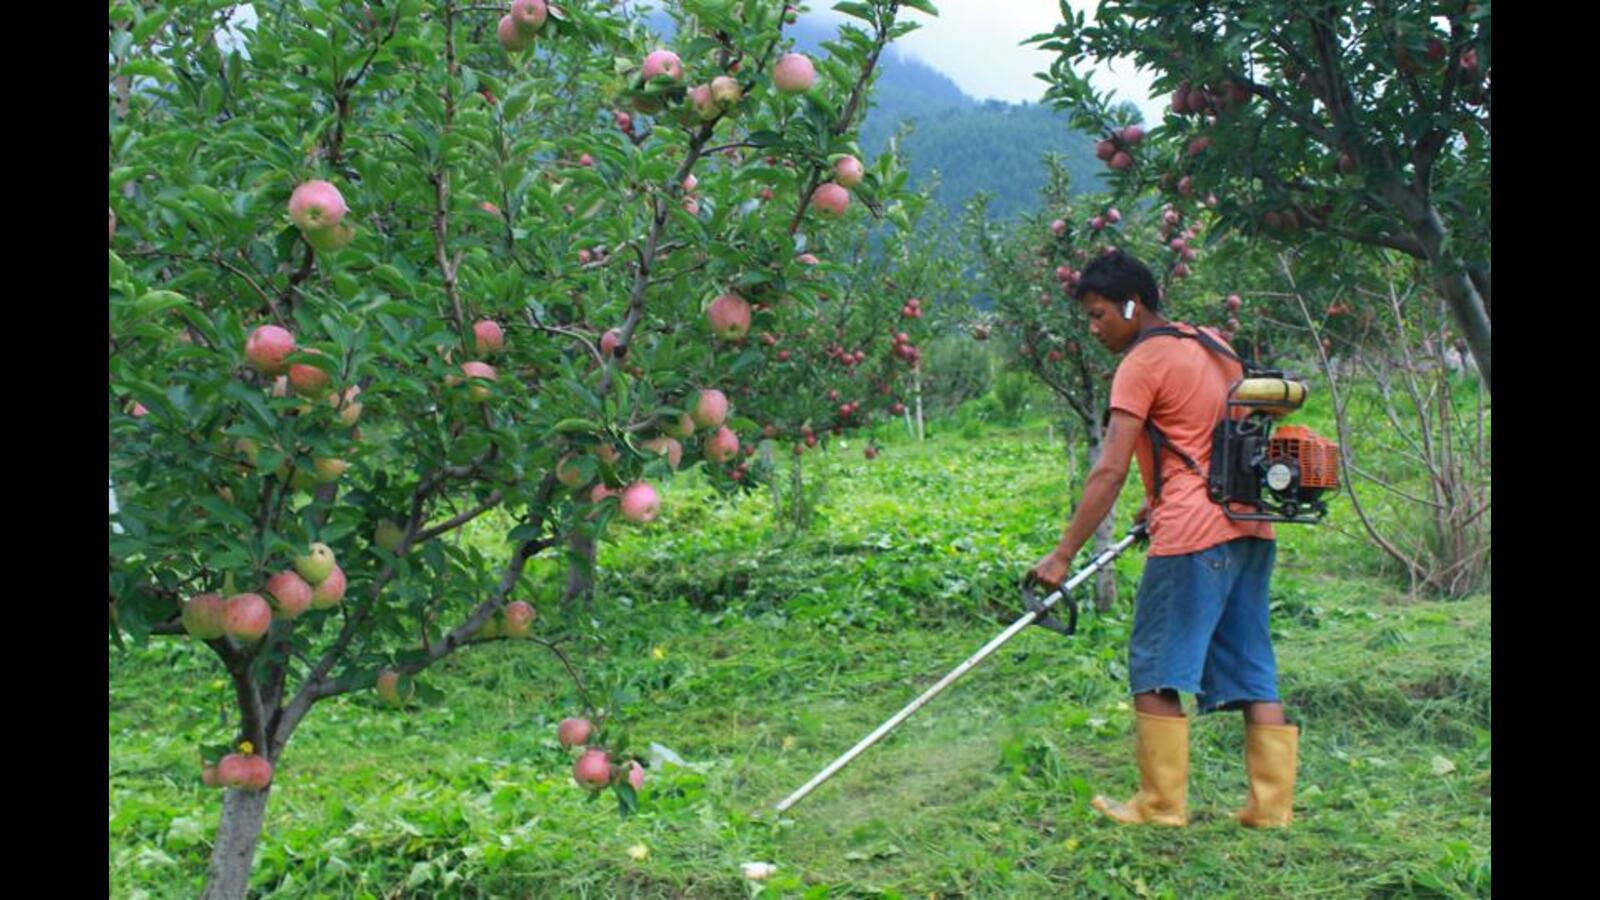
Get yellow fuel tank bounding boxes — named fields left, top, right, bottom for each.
left=1234, top=378, right=1308, bottom=416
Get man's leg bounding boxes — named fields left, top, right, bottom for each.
left=1135, top=690, right=1185, bottom=718
left=1241, top=701, right=1287, bottom=726
left=1197, top=539, right=1298, bottom=827
left=1093, top=548, right=1228, bottom=827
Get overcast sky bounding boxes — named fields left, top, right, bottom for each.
left=807, top=0, right=1165, bottom=125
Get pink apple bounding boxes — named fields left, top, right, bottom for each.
left=1106, top=208, right=1122, bottom=223
left=834, top=155, right=864, bottom=188
left=689, top=84, right=719, bottom=120
left=304, top=221, right=354, bottom=252
left=642, top=49, right=683, bottom=81
left=558, top=717, right=593, bottom=748
left=662, top=412, right=696, bottom=439
left=1095, top=140, right=1115, bottom=160
left=1090, top=216, right=1105, bottom=231
left=600, top=328, right=622, bottom=358
left=773, top=53, right=816, bottom=93
left=224, top=593, right=272, bottom=641
left=509, top=0, right=547, bottom=35
left=811, top=183, right=849, bottom=217
left=309, top=565, right=346, bottom=610
left=574, top=748, right=611, bottom=789
left=1109, top=152, right=1133, bottom=171
left=497, top=15, right=532, bottom=52
left=627, top=760, right=645, bottom=791
left=707, top=293, right=752, bottom=340
left=691, top=389, right=729, bottom=428
left=266, top=570, right=314, bottom=620
left=1051, top=218, right=1067, bottom=236
left=1226, top=294, right=1242, bottom=313
left=711, top=76, right=742, bottom=106
left=217, top=754, right=253, bottom=789
left=1178, top=176, right=1194, bottom=197
left=459, top=361, right=497, bottom=402
left=503, top=601, right=535, bottom=638
left=473, top=319, right=504, bottom=355
left=288, top=349, right=331, bottom=399
left=1187, top=136, right=1213, bottom=157
left=246, top=325, right=296, bottom=375
left=705, top=426, right=739, bottom=464
left=182, top=593, right=228, bottom=640
left=578, top=153, right=595, bottom=167
left=643, top=437, right=683, bottom=470
left=619, top=482, right=661, bottom=523
left=797, top=253, right=820, bottom=266
left=1120, top=125, right=1145, bottom=145
left=288, top=180, right=348, bottom=233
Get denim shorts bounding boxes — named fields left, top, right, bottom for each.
left=1128, top=538, right=1279, bottom=714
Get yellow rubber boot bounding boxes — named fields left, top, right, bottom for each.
left=1091, top=712, right=1189, bottom=827
left=1236, top=723, right=1299, bottom=828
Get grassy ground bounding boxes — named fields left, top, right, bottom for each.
left=109, top=420, right=1490, bottom=898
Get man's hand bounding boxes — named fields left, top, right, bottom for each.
left=1030, top=549, right=1074, bottom=591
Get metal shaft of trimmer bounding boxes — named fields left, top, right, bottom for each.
left=773, top=528, right=1145, bottom=814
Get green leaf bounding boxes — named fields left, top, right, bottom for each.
left=832, top=2, right=875, bottom=22
left=133, top=290, right=190, bottom=317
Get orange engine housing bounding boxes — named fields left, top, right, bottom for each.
left=1268, top=425, right=1340, bottom=490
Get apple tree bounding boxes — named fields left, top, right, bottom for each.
left=1028, top=0, right=1491, bottom=390
left=108, top=1, right=927, bottom=896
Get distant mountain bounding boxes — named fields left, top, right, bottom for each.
left=640, top=13, right=1109, bottom=221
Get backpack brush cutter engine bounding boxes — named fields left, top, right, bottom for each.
left=1208, top=374, right=1341, bottom=523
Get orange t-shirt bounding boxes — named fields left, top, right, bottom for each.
left=1109, top=324, right=1274, bottom=557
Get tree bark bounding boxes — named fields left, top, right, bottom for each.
left=1085, top=414, right=1117, bottom=612
left=563, top=529, right=596, bottom=609
left=200, top=788, right=272, bottom=900
left=1383, top=186, right=1492, bottom=393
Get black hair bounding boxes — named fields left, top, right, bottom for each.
left=1071, top=249, right=1161, bottom=313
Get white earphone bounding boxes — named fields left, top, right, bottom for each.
left=1123, top=300, right=1136, bottom=320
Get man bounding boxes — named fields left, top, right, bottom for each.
left=1029, top=250, right=1297, bottom=828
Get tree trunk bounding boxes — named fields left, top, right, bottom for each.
left=761, top=440, right=782, bottom=521
left=1085, top=415, right=1117, bottom=612
left=1388, top=189, right=1492, bottom=393
left=913, top=367, right=925, bottom=441
left=201, top=788, right=272, bottom=900
left=563, top=530, right=595, bottom=609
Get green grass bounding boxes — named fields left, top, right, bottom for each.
left=109, top=422, right=1489, bottom=898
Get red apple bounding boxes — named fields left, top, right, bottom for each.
left=642, top=49, right=683, bottom=81
left=459, top=362, right=497, bottom=402
left=773, top=52, right=816, bottom=93
left=503, top=601, right=535, bottom=638
left=642, top=437, right=683, bottom=470
left=288, top=180, right=348, bottom=233
left=473, top=319, right=504, bottom=355
left=705, top=426, right=739, bottom=464
left=619, top=482, right=661, bottom=523
left=224, top=593, right=272, bottom=641
left=707, top=294, right=752, bottom=340
left=811, top=183, right=849, bottom=217
left=498, top=15, right=532, bottom=52
left=182, top=593, right=228, bottom=640
left=691, top=389, right=729, bottom=428
left=1109, top=152, right=1133, bottom=171
left=309, top=565, right=346, bottom=610
left=834, top=155, right=864, bottom=188
left=558, top=717, right=593, bottom=748
left=266, top=570, right=314, bottom=620
left=574, top=748, right=612, bottom=789
left=246, top=325, right=296, bottom=375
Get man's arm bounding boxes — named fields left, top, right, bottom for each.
left=1030, top=409, right=1145, bottom=588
